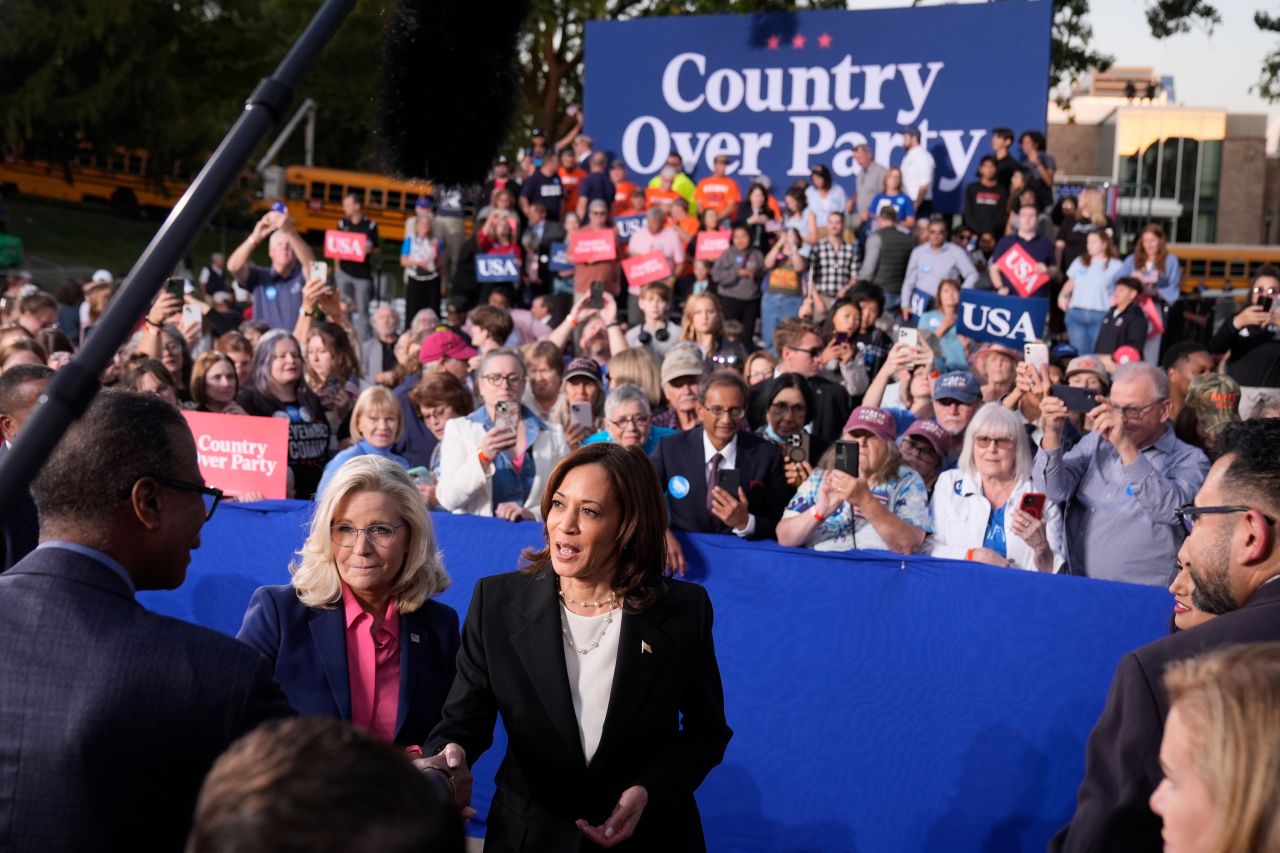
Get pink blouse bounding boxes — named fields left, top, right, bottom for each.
left=343, top=585, right=401, bottom=741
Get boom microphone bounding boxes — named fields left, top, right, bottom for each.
left=379, top=0, right=532, bottom=187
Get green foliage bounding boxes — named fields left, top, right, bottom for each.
left=1144, top=0, right=1220, bottom=38
left=1255, top=11, right=1280, bottom=102
left=1050, top=0, right=1113, bottom=100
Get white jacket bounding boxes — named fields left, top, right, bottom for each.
left=928, top=469, right=1065, bottom=572
left=436, top=412, right=569, bottom=519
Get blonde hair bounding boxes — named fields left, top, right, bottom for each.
left=347, top=385, right=404, bottom=444
left=1163, top=643, right=1280, bottom=853
left=680, top=292, right=724, bottom=342
left=290, top=456, right=449, bottom=613
left=606, top=347, right=662, bottom=407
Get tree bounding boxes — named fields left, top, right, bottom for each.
left=1253, top=11, right=1280, bottom=102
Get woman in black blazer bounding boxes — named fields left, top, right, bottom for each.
left=238, top=455, right=459, bottom=748
left=420, top=443, right=732, bottom=851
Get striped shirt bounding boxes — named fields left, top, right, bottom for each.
left=1032, top=426, right=1209, bottom=586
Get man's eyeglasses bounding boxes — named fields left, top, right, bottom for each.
left=156, top=477, right=224, bottom=521
left=609, top=415, right=650, bottom=429
left=331, top=523, right=405, bottom=548
left=1116, top=399, right=1167, bottom=419
left=481, top=373, right=523, bottom=387
left=1174, top=504, right=1278, bottom=534
left=769, top=402, right=807, bottom=417
left=703, top=406, right=745, bottom=420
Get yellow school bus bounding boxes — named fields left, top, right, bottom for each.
left=1170, top=243, right=1280, bottom=297
left=0, top=146, right=192, bottom=215
left=270, top=166, right=437, bottom=243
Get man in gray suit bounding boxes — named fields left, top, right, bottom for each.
left=0, top=391, right=293, bottom=852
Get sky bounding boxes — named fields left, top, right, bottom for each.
left=846, top=0, right=1279, bottom=125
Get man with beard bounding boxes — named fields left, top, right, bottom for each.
left=1050, top=418, right=1280, bottom=853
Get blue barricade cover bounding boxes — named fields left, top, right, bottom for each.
left=142, top=502, right=1171, bottom=851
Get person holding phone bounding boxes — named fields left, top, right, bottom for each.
left=756, top=373, right=816, bottom=492
left=553, top=356, right=605, bottom=450
left=436, top=348, right=570, bottom=521
left=929, top=403, right=1062, bottom=572
left=1209, top=265, right=1280, bottom=413
left=777, top=406, right=931, bottom=554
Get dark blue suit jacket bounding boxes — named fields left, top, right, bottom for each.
left=237, top=584, right=460, bottom=747
left=0, top=547, right=294, bottom=852
left=0, top=444, right=38, bottom=571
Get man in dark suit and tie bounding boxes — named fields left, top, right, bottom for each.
left=0, top=391, right=294, bottom=851
left=0, top=363, right=52, bottom=571
left=651, top=371, right=788, bottom=540
left=1051, top=418, right=1280, bottom=852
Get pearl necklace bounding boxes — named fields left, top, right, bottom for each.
left=560, top=602, right=616, bottom=656
left=557, top=587, right=618, bottom=609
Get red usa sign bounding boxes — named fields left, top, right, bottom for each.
left=695, top=230, right=731, bottom=260
left=569, top=229, right=618, bottom=263
left=621, top=251, right=672, bottom=291
left=323, top=230, right=369, bottom=263
left=996, top=243, right=1049, bottom=298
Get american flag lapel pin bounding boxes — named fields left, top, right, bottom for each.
left=410, top=633, right=421, bottom=644
left=641, top=641, right=653, bottom=654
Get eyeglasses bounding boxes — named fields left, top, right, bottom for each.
left=788, top=346, right=823, bottom=359
left=481, top=373, right=524, bottom=387
left=156, top=477, right=224, bottom=521
left=974, top=435, right=1014, bottom=450
left=1174, top=504, right=1278, bottom=535
left=161, top=342, right=183, bottom=354
left=704, top=406, right=745, bottom=420
left=1116, top=399, right=1167, bottom=419
left=1251, top=286, right=1279, bottom=296
left=609, top=415, right=650, bottom=429
left=330, top=523, right=405, bottom=548
left=769, top=402, right=807, bottom=417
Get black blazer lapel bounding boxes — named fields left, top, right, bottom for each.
left=592, top=600, right=676, bottom=768
left=509, top=574, right=588, bottom=768
left=308, top=606, right=352, bottom=721
left=679, top=428, right=721, bottom=533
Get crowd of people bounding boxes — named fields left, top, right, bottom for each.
left=4, top=115, right=1280, bottom=852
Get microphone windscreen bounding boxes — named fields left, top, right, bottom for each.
left=379, top=0, right=531, bottom=187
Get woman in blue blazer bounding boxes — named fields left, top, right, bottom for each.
left=238, top=455, right=459, bottom=748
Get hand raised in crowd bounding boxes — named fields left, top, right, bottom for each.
left=1088, top=396, right=1138, bottom=461
left=816, top=468, right=864, bottom=514
left=565, top=421, right=591, bottom=450
left=250, top=213, right=277, bottom=244
left=709, top=484, right=750, bottom=531
left=147, top=291, right=183, bottom=327
left=494, top=501, right=534, bottom=522
left=820, top=336, right=854, bottom=366
left=479, top=423, right=518, bottom=460
left=577, top=785, right=648, bottom=849
left=416, top=481, right=438, bottom=509
left=663, top=529, right=687, bottom=577
left=1233, top=303, right=1273, bottom=329
left=783, top=457, right=813, bottom=489
left=1014, top=361, right=1048, bottom=402
left=1038, top=393, right=1069, bottom=448
left=413, top=743, right=476, bottom=821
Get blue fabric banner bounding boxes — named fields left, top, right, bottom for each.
left=475, top=253, right=521, bottom=282
left=959, top=290, right=1050, bottom=345
left=614, top=214, right=646, bottom=242
left=547, top=241, right=573, bottom=272
left=584, top=3, right=1053, bottom=212
left=141, top=503, right=1170, bottom=851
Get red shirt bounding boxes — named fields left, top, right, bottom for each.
left=343, top=585, right=400, bottom=741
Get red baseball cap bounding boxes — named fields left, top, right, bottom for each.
left=843, top=406, right=897, bottom=444
left=1112, top=346, right=1142, bottom=366
left=419, top=330, right=477, bottom=365
left=901, top=418, right=951, bottom=459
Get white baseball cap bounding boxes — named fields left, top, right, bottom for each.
left=91, top=269, right=114, bottom=284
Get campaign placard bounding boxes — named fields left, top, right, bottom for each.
left=695, top=230, right=732, bottom=261
left=958, top=290, right=1048, bottom=346
left=569, top=228, right=618, bottom=262
left=621, top=251, right=673, bottom=290
left=475, top=253, right=522, bottom=282
left=996, top=243, right=1050, bottom=297
left=547, top=242, right=574, bottom=272
left=323, top=229, right=368, bottom=263
left=182, top=411, right=289, bottom=499
left=615, top=214, right=647, bottom=243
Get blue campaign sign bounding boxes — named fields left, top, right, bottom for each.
left=959, top=290, right=1048, bottom=345
left=585, top=3, right=1052, bottom=212
left=615, top=213, right=646, bottom=242
left=475, top=253, right=521, bottom=283
left=547, top=241, right=573, bottom=272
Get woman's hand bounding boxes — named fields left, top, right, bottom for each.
left=820, top=339, right=853, bottom=365
left=816, top=469, right=851, bottom=516
left=663, top=529, right=687, bottom=577
left=577, top=785, right=648, bottom=848
left=1011, top=508, right=1049, bottom=552
left=967, top=547, right=1009, bottom=566
left=494, top=501, right=533, bottom=522
left=147, top=292, right=182, bottom=328
left=565, top=421, right=591, bottom=449
left=1234, top=304, right=1272, bottom=330
left=413, top=743, right=476, bottom=820
left=479, top=424, right=517, bottom=460
left=783, top=459, right=812, bottom=488
left=301, top=276, right=328, bottom=314
left=417, top=481, right=438, bottom=508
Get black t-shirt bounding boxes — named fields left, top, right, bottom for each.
left=963, top=182, right=1009, bottom=237
left=521, top=171, right=564, bottom=221
left=993, top=154, right=1022, bottom=192
left=1094, top=301, right=1148, bottom=356
left=1210, top=322, right=1280, bottom=388
left=235, top=386, right=332, bottom=499
left=578, top=172, right=615, bottom=209
left=1056, top=216, right=1115, bottom=272
left=337, top=216, right=379, bottom=279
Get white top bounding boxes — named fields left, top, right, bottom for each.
left=900, top=146, right=936, bottom=202
left=561, top=605, right=622, bottom=765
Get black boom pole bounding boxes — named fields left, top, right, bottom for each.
left=0, top=0, right=356, bottom=519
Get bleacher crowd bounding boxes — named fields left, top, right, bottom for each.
left=3, top=117, right=1280, bottom=853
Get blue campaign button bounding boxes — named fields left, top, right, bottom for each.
left=265, top=285, right=278, bottom=301
left=668, top=475, right=690, bottom=499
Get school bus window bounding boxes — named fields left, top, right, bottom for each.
left=286, top=183, right=305, bottom=201
left=77, top=151, right=94, bottom=167
left=387, top=190, right=402, bottom=210
left=327, top=183, right=343, bottom=204
left=347, top=187, right=365, bottom=206
left=369, top=189, right=383, bottom=208
left=310, top=182, right=324, bottom=200
left=128, top=154, right=144, bottom=174
left=405, top=192, right=420, bottom=209
left=110, top=154, right=125, bottom=172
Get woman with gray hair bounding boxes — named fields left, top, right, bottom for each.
left=237, top=455, right=459, bottom=747
left=929, top=402, right=1063, bottom=571
left=236, top=329, right=332, bottom=498
left=436, top=347, right=570, bottom=520
left=582, top=383, right=678, bottom=455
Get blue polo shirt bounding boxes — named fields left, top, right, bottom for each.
left=245, top=263, right=306, bottom=330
